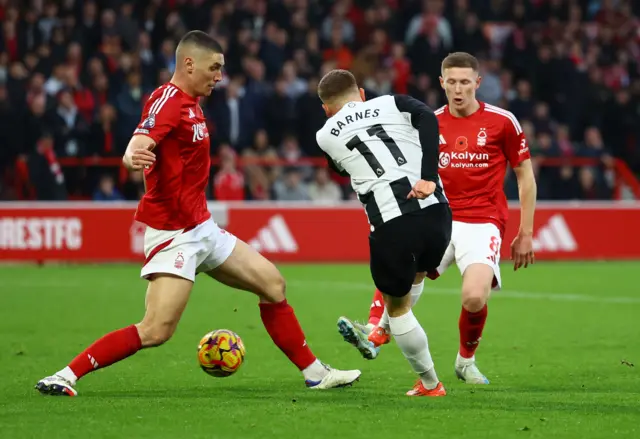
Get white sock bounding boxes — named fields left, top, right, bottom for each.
left=389, top=310, right=439, bottom=390
left=456, top=352, right=475, bottom=366
left=410, top=280, right=425, bottom=306
left=302, top=359, right=329, bottom=382
left=56, top=366, right=78, bottom=385
left=379, top=282, right=425, bottom=332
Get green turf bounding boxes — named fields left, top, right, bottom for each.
left=1, top=262, right=639, bottom=439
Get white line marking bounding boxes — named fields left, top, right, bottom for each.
left=3, top=279, right=639, bottom=305
left=287, top=280, right=640, bottom=305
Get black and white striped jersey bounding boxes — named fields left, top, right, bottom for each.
left=316, top=94, right=447, bottom=229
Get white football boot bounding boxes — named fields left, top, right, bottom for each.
left=35, top=374, right=78, bottom=396
left=305, top=364, right=361, bottom=389
left=455, top=354, right=490, bottom=384
left=337, top=316, right=380, bottom=360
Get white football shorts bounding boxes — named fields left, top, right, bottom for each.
left=140, top=217, right=237, bottom=282
left=434, top=221, right=502, bottom=290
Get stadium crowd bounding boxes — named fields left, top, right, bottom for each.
left=0, top=0, right=639, bottom=202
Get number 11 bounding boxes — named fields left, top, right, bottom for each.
left=346, top=124, right=407, bottom=177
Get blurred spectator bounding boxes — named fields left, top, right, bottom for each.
left=308, top=167, right=342, bottom=203
left=210, top=77, right=258, bottom=150
left=121, top=170, right=145, bottom=201
left=279, top=133, right=312, bottom=179
left=477, top=59, right=502, bottom=105
left=93, top=174, right=124, bottom=201
left=0, top=84, right=18, bottom=171
left=509, top=79, right=535, bottom=122
left=273, top=168, right=310, bottom=201
left=28, top=133, right=67, bottom=201
left=579, top=167, right=611, bottom=200
left=214, top=145, right=245, bottom=201
left=243, top=129, right=278, bottom=198
left=52, top=88, right=87, bottom=157
left=556, top=125, right=576, bottom=157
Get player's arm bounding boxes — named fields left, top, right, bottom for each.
left=393, top=95, right=440, bottom=199
left=503, top=116, right=537, bottom=270
left=316, top=129, right=350, bottom=177
left=123, top=88, right=181, bottom=171
left=393, top=95, right=439, bottom=183
left=122, top=135, right=156, bottom=171
left=513, top=159, right=536, bottom=237
left=322, top=151, right=349, bottom=177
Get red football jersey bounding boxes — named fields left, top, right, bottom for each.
left=132, top=83, right=212, bottom=230
left=435, top=101, right=530, bottom=235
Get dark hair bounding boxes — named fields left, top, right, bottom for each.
left=317, top=69, right=358, bottom=103
left=178, top=30, right=223, bottom=53
left=441, top=52, right=479, bottom=72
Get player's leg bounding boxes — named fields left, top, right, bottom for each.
left=454, top=222, right=502, bottom=384
left=35, top=224, right=204, bottom=396
left=367, top=288, right=385, bottom=328
left=337, top=269, right=428, bottom=361
left=370, top=207, right=449, bottom=396
left=36, top=274, right=193, bottom=396
left=347, top=241, right=454, bottom=359
left=203, top=233, right=360, bottom=389
left=382, top=291, right=444, bottom=397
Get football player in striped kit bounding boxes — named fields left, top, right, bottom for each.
left=316, top=69, right=452, bottom=396
left=339, top=52, right=537, bottom=386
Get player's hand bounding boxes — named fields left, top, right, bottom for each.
left=129, top=148, right=156, bottom=170
left=510, top=232, right=535, bottom=271
left=407, top=180, right=436, bottom=200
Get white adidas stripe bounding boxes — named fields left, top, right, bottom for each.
left=533, top=214, right=577, bottom=252
left=149, top=86, right=177, bottom=115
left=248, top=215, right=298, bottom=253
left=434, top=105, right=446, bottom=115
left=485, top=104, right=522, bottom=134
left=149, top=86, right=171, bottom=114
left=153, top=86, right=178, bottom=114
left=6, top=278, right=640, bottom=305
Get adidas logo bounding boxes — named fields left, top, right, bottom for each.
left=248, top=215, right=298, bottom=253
left=88, top=354, right=99, bottom=369
left=439, top=134, right=447, bottom=144
left=188, top=108, right=195, bottom=118
left=533, top=214, right=577, bottom=252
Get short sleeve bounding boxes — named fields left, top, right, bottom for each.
left=502, top=113, right=530, bottom=168
left=133, top=86, right=181, bottom=145
left=316, top=128, right=349, bottom=176
left=315, top=128, right=332, bottom=153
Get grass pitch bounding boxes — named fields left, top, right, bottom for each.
left=1, top=262, right=639, bottom=439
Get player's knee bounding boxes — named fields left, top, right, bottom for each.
left=258, top=270, right=287, bottom=303
left=461, top=288, right=487, bottom=313
left=385, top=293, right=412, bottom=317
left=136, top=322, right=176, bottom=348
left=414, top=271, right=426, bottom=284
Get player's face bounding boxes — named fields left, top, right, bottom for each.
left=191, top=51, right=224, bottom=97
left=439, top=68, right=481, bottom=111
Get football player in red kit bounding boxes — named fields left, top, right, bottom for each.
left=36, top=31, right=360, bottom=396
left=338, top=52, right=537, bottom=386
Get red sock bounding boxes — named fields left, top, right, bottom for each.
left=259, top=299, right=317, bottom=370
left=459, top=305, right=488, bottom=358
left=68, top=325, right=142, bottom=379
left=368, top=289, right=385, bottom=326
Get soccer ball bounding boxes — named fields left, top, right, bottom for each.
left=197, top=329, right=246, bottom=377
